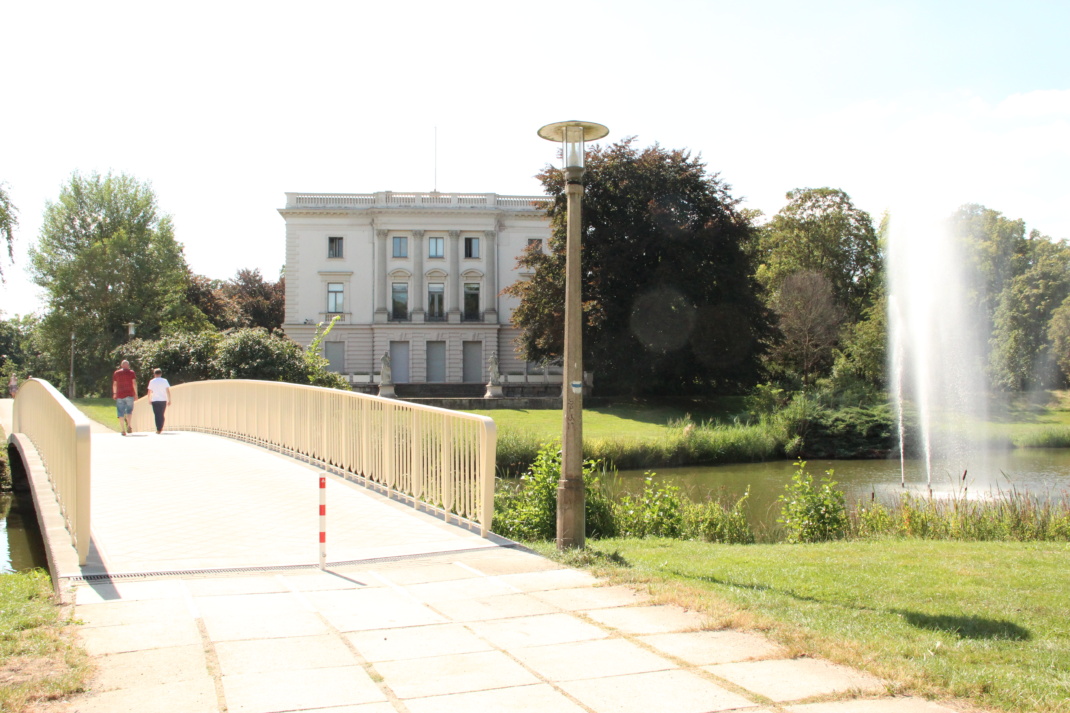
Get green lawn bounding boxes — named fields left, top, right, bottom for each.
left=532, top=538, right=1070, bottom=713
left=466, top=399, right=746, bottom=441
left=71, top=398, right=120, bottom=431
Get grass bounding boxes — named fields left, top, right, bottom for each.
left=530, top=538, right=1070, bottom=713
left=70, top=398, right=120, bottom=431
left=0, top=570, right=90, bottom=711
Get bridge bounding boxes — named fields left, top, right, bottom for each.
left=1, top=380, right=933, bottom=713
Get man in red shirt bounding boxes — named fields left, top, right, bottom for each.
left=112, top=360, right=138, bottom=435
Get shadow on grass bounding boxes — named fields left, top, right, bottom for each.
left=895, top=611, right=1031, bottom=640
left=660, top=567, right=1032, bottom=641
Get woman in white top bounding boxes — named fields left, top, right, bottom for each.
left=147, top=368, right=172, bottom=434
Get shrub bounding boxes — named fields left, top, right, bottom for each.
left=493, top=443, right=616, bottom=541
left=614, top=474, right=684, bottom=538
left=778, top=461, right=849, bottom=543
left=118, top=331, right=220, bottom=385
left=682, top=489, right=755, bottom=544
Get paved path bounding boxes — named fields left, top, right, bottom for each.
left=1, top=402, right=972, bottom=712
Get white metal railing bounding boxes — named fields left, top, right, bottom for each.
left=11, top=379, right=92, bottom=564
left=130, top=380, right=497, bottom=534
left=285, top=191, right=547, bottom=212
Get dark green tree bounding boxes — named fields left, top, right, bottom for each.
left=757, top=188, right=881, bottom=319
left=505, top=138, right=770, bottom=396
left=28, top=171, right=200, bottom=394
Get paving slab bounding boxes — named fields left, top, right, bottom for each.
left=346, top=623, right=493, bottom=662
left=509, top=637, right=677, bottom=681
left=557, top=669, right=756, bottom=713
left=640, top=629, right=787, bottom=665
left=373, top=650, right=541, bottom=698
left=214, top=634, right=358, bottom=676
left=86, top=645, right=210, bottom=689
left=220, top=665, right=386, bottom=713
left=529, top=583, right=652, bottom=610
left=402, top=684, right=590, bottom=713
left=707, top=657, right=887, bottom=702
left=584, top=603, right=709, bottom=634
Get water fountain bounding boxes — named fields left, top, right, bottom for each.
left=887, top=208, right=991, bottom=489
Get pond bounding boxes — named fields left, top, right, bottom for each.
left=615, top=448, right=1070, bottom=534
left=1, top=492, right=48, bottom=573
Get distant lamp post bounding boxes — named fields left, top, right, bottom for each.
left=537, top=120, right=609, bottom=550
left=69, top=332, right=75, bottom=399
left=124, top=322, right=137, bottom=340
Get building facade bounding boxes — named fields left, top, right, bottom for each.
left=279, top=191, right=550, bottom=385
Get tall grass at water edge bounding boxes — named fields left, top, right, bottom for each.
left=495, top=415, right=785, bottom=476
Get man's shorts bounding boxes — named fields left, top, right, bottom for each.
left=116, top=397, right=135, bottom=418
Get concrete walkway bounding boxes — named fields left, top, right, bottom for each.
left=1, top=402, right=972, bottom=712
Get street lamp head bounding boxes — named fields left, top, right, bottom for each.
left=537, top=120, right=609, bottom=176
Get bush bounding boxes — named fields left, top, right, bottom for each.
left=778, top=461, right=849, bottom=543
left=682, top=489, right=755, bottom=544
left=493, top=443, right=616, bottom=541
left=118, top=332, right=220, bottom=385
left=614, top=474, right=684, bottom=538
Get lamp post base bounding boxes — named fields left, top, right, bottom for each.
left=556, top=478, right=585, bottom=550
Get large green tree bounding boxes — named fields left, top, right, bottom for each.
left=989, top=233, right=1070, bottom=390
left=0, top=182, right=17, bottom=281
left=29, top=171, right=199, bottom=394
left=757, top=188, right=881, bottom=320
left=505, top=138, right=770, bottom=396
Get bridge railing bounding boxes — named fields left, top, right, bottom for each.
left=11, top=379, right=92, bottom=564
left=131, top=380, right=498, bottom=535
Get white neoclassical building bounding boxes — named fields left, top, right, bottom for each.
left=279, top=191, right=551, bottom=387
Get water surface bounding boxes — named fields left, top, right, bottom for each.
left=616, top=448, right=1070, bottom=533
left=1, top=493, right=48, bottom=573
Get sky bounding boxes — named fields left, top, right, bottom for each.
left=2, top=0, right=1068, bottom=317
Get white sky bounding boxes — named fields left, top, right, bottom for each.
left=2, top=0, right=1068, bottom=317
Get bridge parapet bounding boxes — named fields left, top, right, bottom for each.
left=10, top=379, right=92, bottom=564
left=131, top=381, right=498, bottom=534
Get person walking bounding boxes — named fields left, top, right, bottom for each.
left=147, top=368, right=172, bottom=434
left=7, top=374, right=17, bottom=397
left=112, top=360, right=138, bottom=435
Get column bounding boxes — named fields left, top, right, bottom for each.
left=447, top=230, right=461, bottom=323
left=412, top=230, right=425, bottom=322
left=374, top=229, right=388, bottom=323
left=483, top=229, right=498, bottom=323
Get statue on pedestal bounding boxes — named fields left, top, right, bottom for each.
left=380, top=351, right=392, bottom=385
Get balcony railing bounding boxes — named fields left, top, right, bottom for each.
left=285, top=191, right=547, bottom=212
left=130, top=381, right=497, bottom=535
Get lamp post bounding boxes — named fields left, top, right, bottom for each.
left=69, top=332, right=75, bottom=399
left=537, top=120, right=609, bottom=550
left=124, top=322, right=137, bottom=341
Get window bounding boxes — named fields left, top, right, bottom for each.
left=527, top=238, right=543, bottom=251
left=427, top=283, right=445, bottom=321
left=463, top=283, right=480, bottom=321
left=327, top=283, right=344, bottom=313
left=327, top=236, right=343, bottom=258
left=464, top=236, right=480, bottom=258
left=428, top=236, right=444, bottom=258
left=323, top=342, right=344, bottom=373
left=392, top=236, right=408, bottom=258
left=391, top=283, right=408, bottom=320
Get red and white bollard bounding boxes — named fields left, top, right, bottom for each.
left=319, top=476, right=326, bottom=569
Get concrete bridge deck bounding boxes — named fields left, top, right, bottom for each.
left=1, top=400, right=965, bottom=713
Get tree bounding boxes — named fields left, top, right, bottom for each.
left=989, top=234, right=1070, bottom=390
left=949, top=204, right=1029, bottom=328
left=505, top=138, right=770, bottom=396
left=757, top=188, right=881, bottom=319
left=0, top=182, right=17, bottom=281
left=222, top=268, right=284, bottom=331
left=29, top=171, right=198, bottom=394
left=766, top=271, right=845, bottom=386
